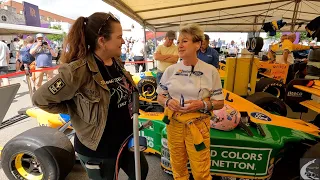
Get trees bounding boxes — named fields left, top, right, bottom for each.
left=46, top=25, right=66, bottom=46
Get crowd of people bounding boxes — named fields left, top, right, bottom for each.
left=120, top=37, right=156, bottom=73
left=0, top=33, right=57, bottom=90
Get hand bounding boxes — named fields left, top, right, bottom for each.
left=179, top=100, right=204, bottom=113
left=36, top=41, right=42, bottom=47
left=167, top=98, right=181, bottom=112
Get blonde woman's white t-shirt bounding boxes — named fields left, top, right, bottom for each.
left=156, top=60, right=224, bottom=102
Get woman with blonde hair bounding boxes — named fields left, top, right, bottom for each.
left=157, top=24, right=224, bottom=180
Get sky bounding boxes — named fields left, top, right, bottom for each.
left=11, top=0, right=141, bottom=30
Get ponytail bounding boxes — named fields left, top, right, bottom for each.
left=60, top=12, right=120, bottom=64
left=60, top=16, right=87, bottom=64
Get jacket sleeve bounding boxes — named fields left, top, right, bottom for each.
left=32, top=64, right=82, bottom=114
left=292, top=44, right=311, bottom=51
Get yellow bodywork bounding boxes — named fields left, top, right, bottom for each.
left=132, top=71, right=154, bottom=85
left=222, top=57, right=288, bottom=96
left=26, top=89, right=320, bottom=137
left=26, top=108, right=71, bottom=129
left=223, top=90, right=320, bottom=137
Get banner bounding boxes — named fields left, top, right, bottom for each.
left=23, top=1, right=41, bottom=27
left=282, top=32, right=300, bottom=44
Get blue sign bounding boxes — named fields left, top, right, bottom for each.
left=23, top=1, right=41, bottom=27
left=250, top=112, right=272, bottom=121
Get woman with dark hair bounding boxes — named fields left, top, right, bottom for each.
left=32, top=12, right=149, bottom=180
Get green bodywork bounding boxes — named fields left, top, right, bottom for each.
left=138, top=117, right=319, bottom=178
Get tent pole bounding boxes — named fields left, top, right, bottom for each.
left=153, top=29, right=157, bottom=69
left=291, top=0, right=301, bottom=32
left=143, top=23, right=148, bottom=70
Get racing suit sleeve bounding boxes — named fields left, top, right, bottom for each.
left=156, top=66, right=173, bottom=97
left=210, top=68, right=224, bottom=101
left=32, top=64, right=82, bottom=114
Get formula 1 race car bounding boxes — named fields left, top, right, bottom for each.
left=1, top=87, right=319, bottom=180
left=1, top=56, right=320, bottom=180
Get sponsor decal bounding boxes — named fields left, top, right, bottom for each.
left=175, top=69, right=189, bottom=76
left=211, top=88, right=223, bottom=96
left=287, top=91, right=303, bottom=97
left=250, top=112, right=272, bottom=121
left=159, top=83, right=168, bottom=90
left=209, top=145, right=272, bottom=176
left=192, top=71, right=203, bottom=76
left=225, top=93, right=234, bottom=102
left=174, top=69, right=203, bottom=76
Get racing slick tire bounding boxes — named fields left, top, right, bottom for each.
left=1, top=126, right=75, bottom=180
left=137, top=76, right=158, bottom=100
left=310, top=114, right=320, bottom=128
left=246, top=92, right=287, bottom=116
left=255, top=78, right=286, bottom=99
left=246, top=38, right=253, bottom=50
left=302, top=142, right=320, bottom=159
left=251, top=37, right=264, bottom=53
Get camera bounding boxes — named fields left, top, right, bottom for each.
left=41, top=41, right=48, bottom=46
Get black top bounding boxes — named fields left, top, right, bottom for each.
left=74, top=57, right=133, bottom=158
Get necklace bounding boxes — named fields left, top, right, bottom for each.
left=94, top=54, right=132, bottom=94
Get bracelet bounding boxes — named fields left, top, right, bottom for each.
left=202, top=100, right=208, bottom=112
left=165, top=98, right=172, bottom=107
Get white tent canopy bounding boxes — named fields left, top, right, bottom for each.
left=103, top=0, right=320, bottom=32
left=0, top=23, right=63, bottom=35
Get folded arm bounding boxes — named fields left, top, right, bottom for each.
left=32, top=64, right=82, bottom=114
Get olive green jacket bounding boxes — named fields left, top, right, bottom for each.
left=32, top=53, right=136, bottom=151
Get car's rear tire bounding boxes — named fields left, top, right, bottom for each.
left=255, top=78, right=286, bottom=100
left=1, top=126, right=75, bottom=180
left=246, top=92, right=287, bottom=116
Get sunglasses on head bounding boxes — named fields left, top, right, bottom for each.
left=98, top=13, right=119, bottom=35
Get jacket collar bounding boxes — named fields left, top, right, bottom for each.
left=86, top=53, right=138, bottom=91
left=86, top=53, right=99, bottom=73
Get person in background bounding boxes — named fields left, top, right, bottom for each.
left=157, top=24, right=224, bottom=180
left=30, top=33, right=57, bottom=90
left=131, top=38, right=146, bottom=73
left=268, top=34, right=292, bottom=64
left=120, top=43, right=127, bottom=65
left=227, top=40, right=238, bottom=57
left=32, top=12, right=149, bottom=180
left=269, top=33, right=319, bottom=64
left=197, top=34, right=219, bottom=68
left=216, top=38, right=222, bottom=48
left=306, top=40, right=320, bottom=79
left=11, top=37, right=21, bottom=71
left=288, top=33, right=320, bottom=53
left=18, top=36, right=36, bottom=89
left=0, top=40, right=10, bottom=86
left=153, top=30, right=179, bottom=84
